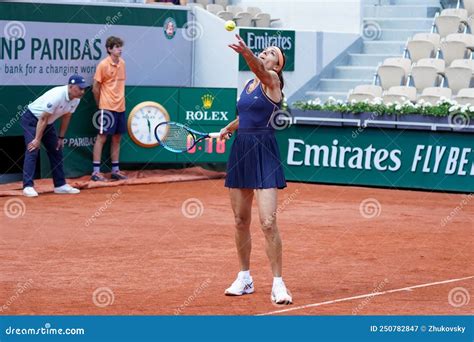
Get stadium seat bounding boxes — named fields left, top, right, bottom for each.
left=435, top=8, right=468, bottom=38
left=450, top=58, right=474, bottom=69
left=406, top=33, right=441, bottom=62
left=347, top=85, right=383, bottom=103
left=410, top=58, right=445, bottom=92
left=440, top=39, right=468, bottom=65
left=445, top=59, right=474, bottom=94
left=441, top=41, right=468, bottom=65
left=214, top=0, right=228, bottom=7
left=234, top=12, right=253, bottom=26
left=464, top=0, right=474, bottom=17
left=254, top=13, right=271, bottom=27
left=226, top=5, right=244, bottom=16
left=383, top=86, right=417, bottom=104
left=446, top=33, right=474, bottom=48
left=217, top=11, right=233, bottom=21
left=446, top=33, right=474, bottom=55
left=441, top=8, right=468, bottom=21
left=247, top=6, right=262, bottom=18
left=194, top=0, right=210, bottom=6
left=453, top=88, right=474, bottom=105
left=377, top=58, right=412, bottom=90
left=206, top=4, right=224, bottom=15
left=417, top=87, right=452, bottom=105
left=187, top=3, right=204, bottom=8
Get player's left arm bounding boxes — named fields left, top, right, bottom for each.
left=56, top=113, right=72, bottom=150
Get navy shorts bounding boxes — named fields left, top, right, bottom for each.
left=98, top=110, right=127, bottom=135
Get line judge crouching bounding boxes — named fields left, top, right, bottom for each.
left=21, top=74, right=87, bottom=197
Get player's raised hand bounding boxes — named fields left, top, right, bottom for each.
left=228, top=34, right=250, bottom=54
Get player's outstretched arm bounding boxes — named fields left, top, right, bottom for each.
left=228, top=34, right=280, bottom=91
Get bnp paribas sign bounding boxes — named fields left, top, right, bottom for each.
left=238, top=28, right=295, bottom=71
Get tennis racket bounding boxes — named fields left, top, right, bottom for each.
left=154, top=121, right=229, bottom=153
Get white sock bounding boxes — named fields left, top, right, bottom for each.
left=238, top=270, right=251, bottom=279
left=273, top=277, right=284, bottom=287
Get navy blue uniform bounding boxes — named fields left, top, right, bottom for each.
left=225, top=80, right=286, bottom=189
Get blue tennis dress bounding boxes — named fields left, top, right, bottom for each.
left=225, top=80, right=287, bottom=189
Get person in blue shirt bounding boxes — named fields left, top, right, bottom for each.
left=219, top=35, right=292, bottom=305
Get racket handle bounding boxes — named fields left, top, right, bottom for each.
left=209, top=132, right=232, bottom=139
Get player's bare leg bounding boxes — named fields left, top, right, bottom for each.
left=225, top=188, right=255, bottom=296
left=255, top=188, right=292, bottom=304
left=229, top=188, right=254, bottom=270
left=255, top=188, right=282, bottom=276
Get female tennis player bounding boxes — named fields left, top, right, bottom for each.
left=219, top=34, right=292, bottom=305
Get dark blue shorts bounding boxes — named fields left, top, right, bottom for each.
left=98, top=110, right=127, bottom=135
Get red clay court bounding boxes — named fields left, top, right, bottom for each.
left=0, top=171, right=472, bottom=315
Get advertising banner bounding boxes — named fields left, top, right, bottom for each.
left=238, top=28, right=295, bottom=71
left=0, top=2, right=191, bottom=87
left=277, top=125, right=473, bottom=193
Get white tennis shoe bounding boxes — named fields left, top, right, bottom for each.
left=224, top=275, right=254, bottom=296
left=271, top=281, right=292, bottom=305
left=23, top=186, right=38, bottom=197
left=54, top=184, right=80, bottom=194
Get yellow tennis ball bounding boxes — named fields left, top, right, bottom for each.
left=225, top=20, right=236, bottom=32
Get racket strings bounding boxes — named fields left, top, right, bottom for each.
left=160, top=124, right=194, bottom=151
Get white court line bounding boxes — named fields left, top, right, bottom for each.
left=257, top=275, right=474, bottom=316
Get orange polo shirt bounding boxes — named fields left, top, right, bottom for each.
left=94, top=56, right=126, bottom=112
